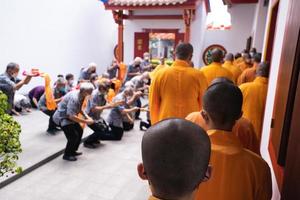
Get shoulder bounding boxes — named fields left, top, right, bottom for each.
left=186, top=112, right=202, bottom=122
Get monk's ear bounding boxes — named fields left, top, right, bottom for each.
left=201, top=110, right=210, bottom=124
left=202, top=165, right=212, bottom=182
left=137, top=163, right=148, bottom=180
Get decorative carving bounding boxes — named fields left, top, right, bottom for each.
left=112, top=10, right=123, bottom=25
left=202, top=44, right=227, bottom=65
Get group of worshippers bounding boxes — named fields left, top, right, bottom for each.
left=1, top=42, right=272, bottom=199
left=138, top=43, right=272, bottom=200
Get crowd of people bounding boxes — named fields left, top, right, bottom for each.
left=0, top=43, right=272, bottom=199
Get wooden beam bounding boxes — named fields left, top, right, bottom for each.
left=104, top=3, right=196, bottom=10
left=143, top=29, right=180, bottom=33
left=127, top=15, right=183, bottom=20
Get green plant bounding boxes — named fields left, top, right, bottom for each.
left=0, top=91, right=22, bottom=177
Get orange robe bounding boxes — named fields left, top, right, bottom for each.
left=107, top=88, right=116, bottom=103
left=238, top=61, right=252, bottom=71
left=186, top=112, right=260, bottom=155
left=239, top=77, right=268, bottom=142
left=200, top=62, right=234, bottom=85
left=237, top=63, right=258, bottom=85
left=233, top=57, right=243, bottom=67
left=195, top=130, right=272, bottom=200
left=222, top=61, right=242, bottom=84
left=148, top=196, right=160, bottom=200
left=112, top=79, right=122, bottom=93
left=117, top=63, right=127, bottom=83
left=149, top=60, right=208, bottom=124
left=43, top=74, right=57, bottom=110
left=149, top=64, right=166, bottom=80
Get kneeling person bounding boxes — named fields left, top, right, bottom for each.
left=83, top=83, right=123, bottom=148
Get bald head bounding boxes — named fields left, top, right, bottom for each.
left=211, top=49, right=224, bottom=63
left=211, top=77, right=234, bottom=86
left=203, top=83, right=243, bottom=128
left=142, top=119, right=211, bottom=199
left=175, top=43, right=193, bottom=61
left=252, top=53, right=262, bottom=63
left=225, top=53, right=234, bottom=62
left=256, top=62, right=270, bottom=78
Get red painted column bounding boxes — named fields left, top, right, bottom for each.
left=183, top=9, right=193, bottom=43
left=113, top=10, right=124, bottom=62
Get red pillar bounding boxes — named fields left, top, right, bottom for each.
left=113, top=10, right=124, bottom=62
left=183, top=9, right=193, bottom=43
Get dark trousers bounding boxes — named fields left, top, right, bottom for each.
left=123, top=122, right=134, bottom=131
left=85, top=122, right=124, bottom=142
left=135, top=98, right=142, bottom=119
left=30, top=99, right=38, bottom=109
left=42, top=109, right=57, bottom=130
left=61, top=123, right=83, bottom=156
left=140, top=120, right=151, bottom=130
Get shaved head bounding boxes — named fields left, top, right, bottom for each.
left=256, top=62, right=270, bottom=78
left=211, top=49, right=224, bottom=63
left=252, top=53, right=262, bottom=63
left=234, top=53, right=242, bottom=59
left=203, top=83, right=243, bottom=127
left=175, top=43, right=193, bottom=61
left=211, top=77, right=234, bottom=85
left=225, top=53, right=234, bottom=62
left=142, top=119, right=211, bottom=199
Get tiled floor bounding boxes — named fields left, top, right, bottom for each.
left=0, top=110, right=150, bottom=200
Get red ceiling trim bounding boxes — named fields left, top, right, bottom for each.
left=128, top=15, right=183, bottom=20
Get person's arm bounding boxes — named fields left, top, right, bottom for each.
left=32, top=97, right=39, bottom=108
left=14, top=76, right=32, bottom=91
left=127, top=91, right=143, bottom=105
left=92, top=100, right=124, bottom=112
left=69, top=114, right=94, bottom=125
left=121, top=107, right=140, bottom=114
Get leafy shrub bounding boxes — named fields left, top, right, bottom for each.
left=0, top=91, right=22, bottom=177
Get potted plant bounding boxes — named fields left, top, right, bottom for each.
left=0, top=91, right=22, bottom=177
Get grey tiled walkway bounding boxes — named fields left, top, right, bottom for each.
left=0, top=110, right=150, bottom=200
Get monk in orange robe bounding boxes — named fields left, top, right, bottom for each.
left=233, top=53, right=243, bottom=66
left=239, top=62, right=269, bottom=142
left=237, top=53, right=252, bottom=71
left=138, top=119, right=211, bottom=200
left=186, top=77, right=260, bottom=154
left=222, top=53, right=242, bottom=84
left=200, top=49, right=233, bottom=85
left=192, top=82, right=272, bottom=200
left=238, top=53, right=261, bottom=85
left=149, top=43, right=208, bottom=124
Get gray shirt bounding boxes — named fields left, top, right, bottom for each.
left=107, top=93, right=126, bottom=128
left=53, top=90, right=83, bottom=127
left=86, top=89, right=107, bottom=121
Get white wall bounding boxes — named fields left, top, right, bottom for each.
left=252, top=0, right=269, bottom=52
left=123, top=17, right=185, bottom=64
left=199, top=4, right=256, bottom=66
left=260, top=0, right=291, bottom=199
left=190, top=2, right=208, bottom=67
left=0, top=0, right=117, bottom=93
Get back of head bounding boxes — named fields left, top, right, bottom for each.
left=256, top=62, right=270, bottom=78
left=175, top=43, right=193, bottom=61
left=234, top=53, right=242, bottom=60
left=90, top=73, right=98, bottom=82
left=56, top=77, right=66, bottom=85
left=252, top=53, right=262, bottom=63
left=123, top=86, right=134, bottom=97
left=6, top=62, right=19, bottom=72
left=211, top=77, right=234, bottom=85
left=142, top=118, right=211, bottom=199
left=203, top=83, right=243, bottom=127
left=134, top=57, right=143, bottom=65
left=80, top=82, right=94, bottom=93
left=211, top=48, right=224, bottom=63
left=65, top=73, right=74, bottom=81
left=225, top=53, right=234, bottom=62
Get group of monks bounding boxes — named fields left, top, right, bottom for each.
left=139, top=43, right=272, bottom=200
